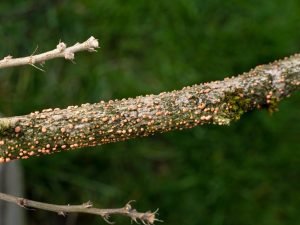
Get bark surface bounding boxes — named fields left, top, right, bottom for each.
left=0, top=54, right=299, bottom=162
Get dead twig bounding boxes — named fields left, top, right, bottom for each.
left=0, top=192, right=161, bottom=224
left=0, top=36, right=99, bottom=69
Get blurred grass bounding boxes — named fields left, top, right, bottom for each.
left=0, top=0, right=299, bottom=225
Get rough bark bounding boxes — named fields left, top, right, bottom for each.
left=0, top=54, right=299, bottom=162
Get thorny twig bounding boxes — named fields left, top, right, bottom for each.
left=0, top=36, right=99, bottom=69
left=0, top=193, right=161, bottom=224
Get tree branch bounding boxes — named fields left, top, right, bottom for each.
left=0, top=53, right=299, bottom=162
left=0, top=193, right=160, bottom=224
left=0, top=36, right=99, bottom=69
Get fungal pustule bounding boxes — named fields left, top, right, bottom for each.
left=15, top=126, right=21, bottom=133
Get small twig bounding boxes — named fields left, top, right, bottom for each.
left=0, top=192, right=161, bottom=224
left=0, top=36, right=99, bottom=69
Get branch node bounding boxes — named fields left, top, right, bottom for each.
left=29, top=56, right=35, bottom=64
left=64, top=51, right=75, bottom=60
left=17, top=198, right=25, bottom=207
left=56, top=42, right=67, bottom=52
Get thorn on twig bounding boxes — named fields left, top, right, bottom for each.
left=141, top=209, right=163, bottom=225
left=125, top=201, right=162, bottom=225
left=31, top=45, right=39, bottom=56
left=58, top=211, right=66, bottom=216
left=125, top=200, right=136, bottom=211
left=27, top=45, right=46, bottom=72
left=131, top=217, right=139, bottom=225
left=102, top=214, right=115, bottom=224
left=3, top=55, right=13, bottom=60
left=30, top=63, right=45, bottom=72
left=82, top=200, right=93, bottom=208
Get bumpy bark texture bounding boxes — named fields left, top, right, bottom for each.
left=0, top=54, right=299, bottom=162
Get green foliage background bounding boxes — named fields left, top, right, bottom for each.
left=0, top=1, right=299, bottom=224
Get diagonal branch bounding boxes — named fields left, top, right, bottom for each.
left=0, top=192, right=160, bottom=225
left=0, top=53, right=299, bottom=162
left=0, top=36, right=99, bottom=69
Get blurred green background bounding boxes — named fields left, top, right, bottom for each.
left=0, top=0, right=299, bottom=225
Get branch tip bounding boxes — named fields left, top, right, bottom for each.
left=86, top=36, right=99, bottom=50
left=0, top=36, right=100, bottom=69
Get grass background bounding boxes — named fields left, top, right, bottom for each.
left=0, top=0, right=299, bottom=224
